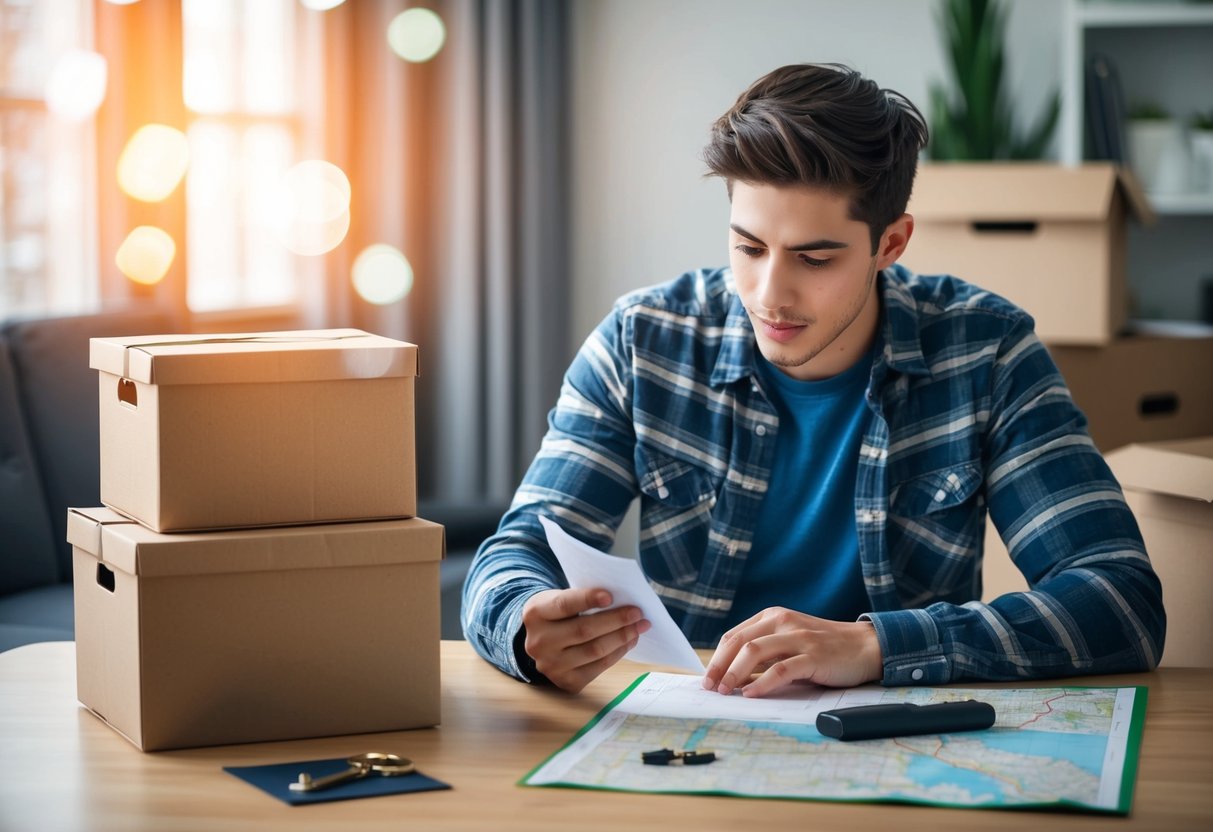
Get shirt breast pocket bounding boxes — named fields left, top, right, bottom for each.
left=637, top=448, right=717, bottom=507
left=890, top=462, right=984, bottom=518
left=635, top=446, right=717, bottom=584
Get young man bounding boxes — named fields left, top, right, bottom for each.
left=461, top=63, right=1165, bottom=695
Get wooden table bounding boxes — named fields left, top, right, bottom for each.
left=1, top=641, right=1210, bottom=831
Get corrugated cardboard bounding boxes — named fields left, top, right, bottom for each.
left=1106, top=438, right=1213, bottom=668
left=1049, top=335, right=1213, bottom=452
left=981, top=437, right=1213, bottom=667
left=69, top=506, right=444, bottom=751
left=903, top=163, right=1154, bottom=345
left=91, top=329, right=418, bottom=532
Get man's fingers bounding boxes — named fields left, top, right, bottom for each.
left=702, top=617, right=771, bottom=691
left=534, top=620, right=650, bottom=692
left=714, top=631, right=800, bottom=693
left=558, top=637, right=640, bottom=695
left=741, top=653, right=813, bottom=698
left=538, top=587, right=612, bottom=621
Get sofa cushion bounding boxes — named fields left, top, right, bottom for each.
left=0, top=583, right=74, bottom=652
left=0, top=338, right=59, bottom=596
left=3, top=310, right=175, bottom=581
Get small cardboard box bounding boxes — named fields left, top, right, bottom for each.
left=981, top=437, right=1212, bottom=668
left=1106, top=438, right=1213, bottom=668
left=69, top=507, right=444, bottom=751
left=91, top=329, right=417, bottom=532
left=1047, top=335, right=1213, bottom=453
left=903, top=163, right=1153, bottom=345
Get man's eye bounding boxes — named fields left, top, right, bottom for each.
left=801, top=254, right=830, bottom=268
left=734, top=244, right=763, bottom=257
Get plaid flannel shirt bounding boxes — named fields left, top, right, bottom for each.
left=461, top=264, right=1165, bottom=685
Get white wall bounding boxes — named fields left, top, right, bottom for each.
left=569, top=0, right=1064, bottom=343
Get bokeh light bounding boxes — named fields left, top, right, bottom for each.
left=102, top=0, right=142, bottom=5
left=387, top=8, right=446, bottom=63
left=272, top=159, right=352, bottom=255
left=352, top=244, right=413, bottom=305
left=116, top=226, right=177, bottom=285
left=117, top=124, right=190, bottom=202
left=45, top=50, right=107, bottom=121
left=300, top=0, right=347, bottom=10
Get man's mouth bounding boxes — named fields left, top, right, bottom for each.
left=756, top=315, right=808, bottom=343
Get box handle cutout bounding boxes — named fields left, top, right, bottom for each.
left=970, top=221, right=1038, bottom=234
left=118, top=378, right=138, bottom=408
left=97, top=563, right=116, bottom=593
left=1139, top=393, right=1178, bottom=418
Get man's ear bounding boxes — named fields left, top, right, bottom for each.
left=876, top=213, right=914, bottom=269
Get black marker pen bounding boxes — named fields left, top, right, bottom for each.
left=816, top=699, right=996, bottom=741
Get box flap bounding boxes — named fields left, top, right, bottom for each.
left=67, top=510, right=443, bottom=576
left=89, top=329, right=418, bottom=385
left=909, top=162, right=1153, bottom=224
left=1106, top=437, right=1213, bottom=504
left=66, top=506, right=141, bottom=558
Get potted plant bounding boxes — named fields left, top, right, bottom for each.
left=1126, top=101, right=1189, bottom=195
left=927, top=0, right=1059, bottom=160
left=1190, top=110, right=1213, bottom=193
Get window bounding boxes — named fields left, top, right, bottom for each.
left=181, top=0, right=325, bottom=314
left=0, top=0, right=97, bottom=317
left=1, top=0, right=327, bottom=320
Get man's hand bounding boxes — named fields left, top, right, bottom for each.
left=701, top=607, right=883, bottom=697
left=520, top=588, right=651, bottom=693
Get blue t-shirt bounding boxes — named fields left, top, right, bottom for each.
left=723, top=347, right=874, bottom=628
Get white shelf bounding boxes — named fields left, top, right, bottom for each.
left=1078, top=2, right=1213, bottom=27
left=1146, top=192, right=1213, bottom=215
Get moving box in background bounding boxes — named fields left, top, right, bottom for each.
left=903, top=163, right=1153, bottom=345
left=1049, top=334, right=1213, bottom=452
left=69, top=507, right=444, bottom=751
left=982, top=437, right=1212, bottom=668
left=90, top=329, right=417, bottom=532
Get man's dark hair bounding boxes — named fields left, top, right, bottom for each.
left=703, top=63, right=928, bottom=255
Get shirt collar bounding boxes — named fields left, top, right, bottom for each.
left=709, top=263, right=931, bottom=387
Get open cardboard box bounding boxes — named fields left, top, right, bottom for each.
left=1048, top=334, right=1213, bottom=452
left=903, top=163, right=1153, bottom=345
left=982, top=437, right=1213, bottom=667
left=91, top=329, right=417, bottom=532
left=70, top=507, right=444, bottom=751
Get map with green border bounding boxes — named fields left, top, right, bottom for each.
left=522, top=673, right=1145, bottom=813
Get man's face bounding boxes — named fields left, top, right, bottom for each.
left=728, top=181, right=910, bottom=381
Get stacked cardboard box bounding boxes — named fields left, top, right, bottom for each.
left=905, top=162, right=1213, bottom=446
left=70, top=330, right=444, bottom=750
left=905, top=164, right=1213, bottom=665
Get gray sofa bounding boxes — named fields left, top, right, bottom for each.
left=0, top=310, right=502, bottom=651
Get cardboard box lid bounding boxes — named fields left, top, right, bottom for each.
left=910, top=163, right=1155, bottom=225
left=89, top=328, right=418, bottom=385
left=1105, top=437, right=1213, bottom=505
left=67, top=507, right=444, bottom=577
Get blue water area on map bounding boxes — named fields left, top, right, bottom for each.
left=974, top=730, right=1108, bottom=776
left=686, top=720, right=1108, bottom=800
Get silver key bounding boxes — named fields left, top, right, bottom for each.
left=289, top=752, right=415, bottom=793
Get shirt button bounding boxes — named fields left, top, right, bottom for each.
left=657, top=486, right=669, bottom=499
left=911, top=668, right=924, bottom=682
left=755, top=425, right=767, bottom=437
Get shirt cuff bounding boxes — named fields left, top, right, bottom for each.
left=860, top=608, right=952, bottom=685
left=499, top=593, right=554, bottom=685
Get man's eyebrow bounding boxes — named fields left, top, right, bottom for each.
left=730, top=223, right=849, bottom=251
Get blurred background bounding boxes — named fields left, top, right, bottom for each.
left=2, top=0, right=1211, bottom=508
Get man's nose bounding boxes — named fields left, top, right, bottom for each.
left=757, top=256, right=796, bottom=311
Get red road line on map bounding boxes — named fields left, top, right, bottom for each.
left=1017, top=692, right=1073, bottom=729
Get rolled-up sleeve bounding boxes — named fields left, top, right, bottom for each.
left=461, top=307, right=641, bottom=680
